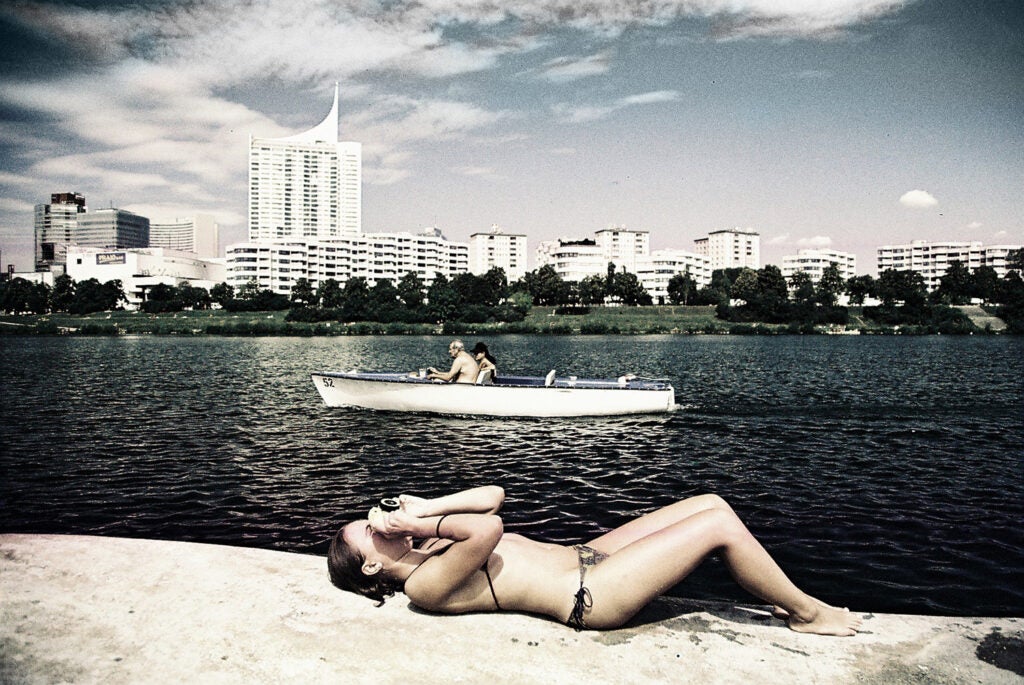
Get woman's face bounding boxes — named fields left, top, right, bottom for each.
left=342, top=519, right=411, bottom=570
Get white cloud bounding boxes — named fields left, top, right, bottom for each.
left=967, top=221, right=983, bottom=230
left=539, top=53, right=612, bottom=82
left=797, top=235, right=833, bottom=248
left=0, top=197, right=35, bottom=213
left=899, top=189, right=938, bottom=208
left=554, top=90, right=680, bottom=123
left=768, top=233, right=790, bottom=245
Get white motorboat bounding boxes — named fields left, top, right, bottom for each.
left=310, top=370, right=676, bottom=417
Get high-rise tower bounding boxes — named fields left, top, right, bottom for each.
left=248, top=84, right=362, bottom=241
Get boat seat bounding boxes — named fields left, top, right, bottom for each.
left=475, top=369, right=494, bottom=385
left=544, top=369, right=556, bottom=387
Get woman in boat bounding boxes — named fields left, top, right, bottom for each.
left=327, top=485, right=861, bottom=635
left=470, top=342, right=497, bottom=382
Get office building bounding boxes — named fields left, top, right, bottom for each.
left=469, top=225, right=528, bottom=281
left=694, top=228, right=760, bottom=270
left=34, top=192, right=150, bottom=272
left=75, top=208, right=149, bottom=250
left=248, top=84, right=362, bottom=241
left=150, top=214, right=219, bottom=258
left=34, top=192, right=86, bottom=271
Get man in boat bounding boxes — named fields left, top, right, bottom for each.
left=427, top=340, right=480, bottom=384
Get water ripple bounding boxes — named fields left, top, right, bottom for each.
left=1, top=334, right=1022, bottom=615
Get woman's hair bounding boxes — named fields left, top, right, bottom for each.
left=327, top=523, right=400, bottom=605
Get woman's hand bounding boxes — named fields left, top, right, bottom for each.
left=368, top=506, right=419, bottom=539
left=398, top=494, right=430, bottom=517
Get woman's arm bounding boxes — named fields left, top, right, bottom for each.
left=400, top=485, right=504, bottom=517
left=402, top=512, right=504, bottom=611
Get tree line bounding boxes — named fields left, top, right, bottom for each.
left=3, top=250, right=1021, bottom=333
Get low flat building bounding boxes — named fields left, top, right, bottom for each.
left=65, top=246, right=226, bottom=310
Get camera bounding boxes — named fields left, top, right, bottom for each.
left=379, top=497, right=400, bottom=512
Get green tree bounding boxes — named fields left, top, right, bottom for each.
left=757, top=265, right=789, bottom=301
left=666, top=271, right=696, bottom=305
left=368, top=278, right=402, bottom=322
left=816, top=263, right=846, bottom=307
left=426, top=273, right=460, bottom=322
left=480, top=267, right=509, bottom=307
left=237, top=278, right=261, bottom=301
left=934, top=260, right=972, bottom=305
left=341, top=277, right=370, bottom=321
left=1, top=278, right=49, bottom=314
left=971, top=266, right=1000, bottom=304
left=524, top=265, right=570, bottom=306
left=210, top=282, right=234, bottom=309
left=318, top=279, right=343, bottom=309
left=610, top=271, right=651, bottom=306
left=845, top=275, right=875, bottom=305
left=50, top=274, right=76, bottom=312
left=789, top=272, right=816, bottom=306
left=876, top=269, right=926, bottom=307
left=178, top=282, right=211, bottom=310
left=577, top=274, right=606, bottom=305
left=397, top=272, right=425, bottom=310
left=1007, top=248, right=1024, bottom=274
left=730, top=268, right=759, bottom=304
left=142, top=283, right=182, bottom=313
left=71, top=278, right=117, bottom=314
left=290, top=277, right=316, bottom=307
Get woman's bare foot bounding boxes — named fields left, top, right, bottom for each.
left=786, top=604, right=862, bottom=637
left=771, top=597, right=839, bottom=620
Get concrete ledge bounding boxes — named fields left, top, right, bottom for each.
left=2, top=534, right=1021, bottom=684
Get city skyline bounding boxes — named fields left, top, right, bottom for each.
left=0, top=0, right=1021, bottom=274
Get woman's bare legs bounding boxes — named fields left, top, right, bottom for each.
left=582, top=502, right=861, bottom=636
left=586, top=494, right=734, bottom=553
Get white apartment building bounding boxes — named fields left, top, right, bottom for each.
left=595, top=226, right=649, bottom=273
left=65, top=246, right=226, bottom=309
left=535, top=238, right=607, bottom=282
left=636, top=249, right=713, bottom=303
left=150, top=214, right=219, bottom=258
left=224, top=228, right=468, bottom=295
left=694, top=228, right=760, bottom=270
left=536, top=227, right=653, bottom=282
left=248, top=84, right=362, bottom=241
left=782, top=249, right=857, bottom=283
left=877, top=240, right=1022, bottom=290
left=469, top=225, right=528, bottom=281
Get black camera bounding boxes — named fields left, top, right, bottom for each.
left=380, top=497, right=400, bottom=512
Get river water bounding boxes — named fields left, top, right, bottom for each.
left=1, top=334, right=1021, bottom=616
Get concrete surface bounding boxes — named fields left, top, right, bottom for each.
left=1, top=534, right=1021, bottom=684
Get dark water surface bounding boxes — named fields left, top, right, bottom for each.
left=2, top=334, right=1021, bottom=616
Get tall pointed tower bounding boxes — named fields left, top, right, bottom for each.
left=248, top=84, right=362, bottom=240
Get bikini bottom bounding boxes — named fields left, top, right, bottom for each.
left=565, top=544, right=609, bottom=630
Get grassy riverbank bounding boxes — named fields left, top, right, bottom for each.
left=0, top=305, right=1007, bottom=336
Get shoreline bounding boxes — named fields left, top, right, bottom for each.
left=2, top=534, right=1021, bottom=684
left=0, top=304, right=1013, bottom=336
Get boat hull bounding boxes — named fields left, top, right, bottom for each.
left=311, top=372, right=676, bottom=417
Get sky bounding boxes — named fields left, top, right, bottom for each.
left=0, top=0, right=1021, bottom=275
